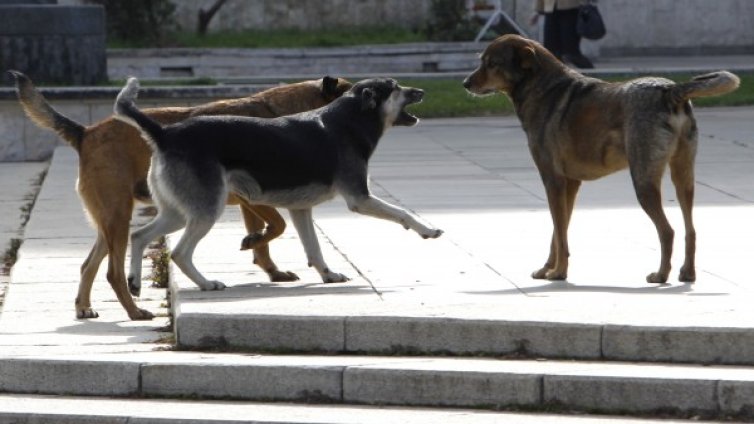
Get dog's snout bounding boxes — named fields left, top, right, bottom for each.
left=408, top=88, right=424, bottom=101
left=462, top=77, right=472, bottom=89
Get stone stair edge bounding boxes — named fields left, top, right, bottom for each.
left=170, top=284, right=754, bottom=366
left=1, top=393, right=713, bottom=424
left=0, top=354, right=752, bottom=419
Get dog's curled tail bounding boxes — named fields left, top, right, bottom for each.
left=672, top=71, right=740, bottom=101
left=9, top=70, right=86, bottom=152
left=113, top=77, right=165, bottom=150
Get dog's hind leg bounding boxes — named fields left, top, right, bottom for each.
left=129, top=206, right=186, bottom=297
left=171, top=216, right=226, bottom=291
left=289, top=208, right=349, bottom=283
left=343, top=194, right=443, bottom=239
left=238, top=202, right=299, bottom=282
left=76, top=232, right=107, bottom=319
left=670, top=137, right=698, bottom=283
left=631, top=164, right=674, bottom=284
left=106, top=215, right=155, bottom=320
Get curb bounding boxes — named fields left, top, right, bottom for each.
left=174, top=312, right=754, bottom=365
left=0, top=354, right=752, bottom=419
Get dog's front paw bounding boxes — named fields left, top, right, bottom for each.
left=128, top=307, right=155, bottom=321
left=268, top=269, right=300, bottom=282
left=646, top=272, right=669, bottom=284
left=678, top=266, right=696, bottom=283
left=531, top=266, right=550, bottom=279
left=545, top=269, right=567, bottom=281
left=323, top=270, right=350, bottom=284
left=531, top=266, right=566, bottom=280
left=200, top=280, right=226, bottom=291
left=420, top=228, right=443, bottom=239
left=128, top=274, right=141, bottom=297
left=76, top=308, right=100, bottom=319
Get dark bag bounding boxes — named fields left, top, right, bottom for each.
left=577, top=2, right=606, bottom=40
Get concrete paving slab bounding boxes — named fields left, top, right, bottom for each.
left=0, top=357, right=140, bottom=396
left=342, top=367, right=541, bottom=408
left=543, top=376, right=718, bottom=416
left=143, top=362, right=344, bottom=401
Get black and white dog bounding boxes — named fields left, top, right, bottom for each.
left=114, top=77, right=443, bottom=293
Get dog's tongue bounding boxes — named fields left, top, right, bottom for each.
left=395, top=109, right=418, bottom=126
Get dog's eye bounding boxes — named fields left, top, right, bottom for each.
left=487, top=58, right=503, bottom=68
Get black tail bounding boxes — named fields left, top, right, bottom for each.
left=113, top=77, right=165, bottom=150
left=9, top=70, right=86, bottom=152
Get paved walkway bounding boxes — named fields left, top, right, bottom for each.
left=0, top=150, right=170, bottom=355
left=173, top=107, right=754, bottom=329
left=1, top=107, right=753, bottom=355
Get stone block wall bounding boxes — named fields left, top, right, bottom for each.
left=0, top=85, right=269, bottom=161
left=58, top=0, right=753, bottom=55
left=170, top=0, right=432, bottom=32
left=0, top=4, right=107, bottom=85
left=597, top=0, right=754, bottom=56
left=106, top=43, right=480, bottom=80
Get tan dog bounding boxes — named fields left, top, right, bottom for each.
left=463, top=35, right=739, bottom=284
left=12, top=71, right=351, bottom=320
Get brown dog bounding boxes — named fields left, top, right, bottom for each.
left=12, top=72, right=351, bottom=320
left=463, top=34, right=739, bottom=284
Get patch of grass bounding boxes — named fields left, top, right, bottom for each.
left=147, top=236, right=171, bottom=289
left=402, top=78, right=514, bottom=119
left=99, top=77, right=218, bottom=87
left=109, top=27, right=426, bottom=49
left=599, top=72, right=754, bottom=108
left=2, top=238, right=22, bottom=274
left=401, top=72, right=753, bottom=119
left=99, top=72, right=751, bottom=119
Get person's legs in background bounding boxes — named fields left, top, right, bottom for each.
left=542, top=12, right=564, bottom=60
left=556, top=7, right=594, bottom=68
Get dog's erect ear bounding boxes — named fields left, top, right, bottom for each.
left=518, top=46, right=538, bottom=70
left=361, top=87, right=377, bottom=110
left=321, top=76, right=339, bottom=96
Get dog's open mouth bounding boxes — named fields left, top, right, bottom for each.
left=395, top=88, right=424, bottom=126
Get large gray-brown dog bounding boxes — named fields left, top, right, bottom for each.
left=463, top=34, right=739, bottom=284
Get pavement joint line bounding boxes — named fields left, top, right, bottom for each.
left=695, top=180, right=753, bottom=203
left=313, top=220, right=383, bottom=299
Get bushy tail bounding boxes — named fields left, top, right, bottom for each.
left=672, top=71, right=740, bottom=101
left=113, top=77, right=165, bottom=150
left=9, top=70, right=85, bottom=152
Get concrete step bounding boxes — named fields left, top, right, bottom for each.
left=173, top=292, right=754, bottom=365
left=0, top=352, right=752, bottom=419
left=0, top=394, right=722, bottom=424
left=171, top=244, right=754, bottom=366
